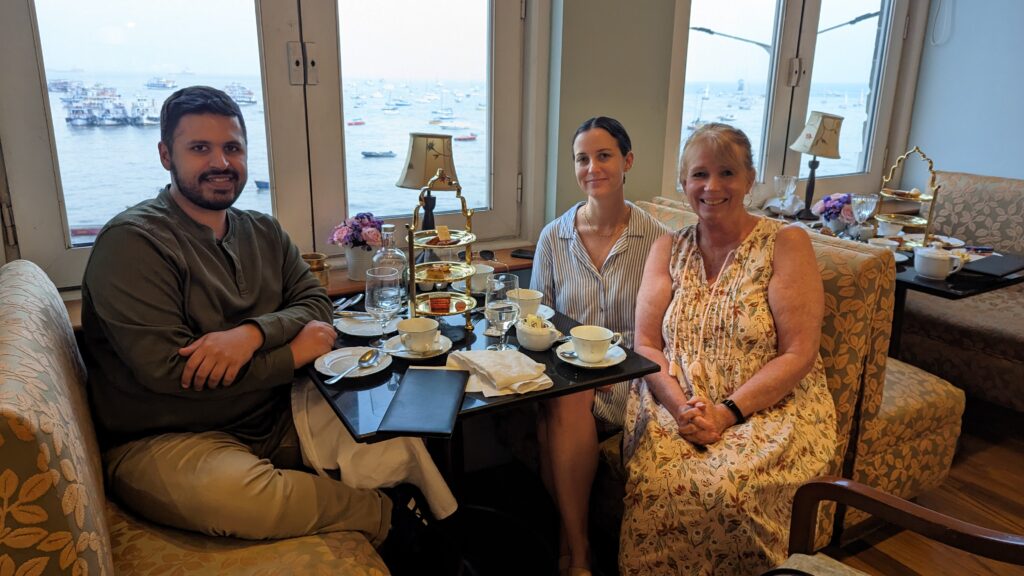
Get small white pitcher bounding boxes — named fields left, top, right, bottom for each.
left=914, top=242, right=964, bottom=280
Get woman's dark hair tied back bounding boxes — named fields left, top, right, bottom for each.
left=574, top=116, right=632, bottom=156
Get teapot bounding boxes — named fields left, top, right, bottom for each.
left=914, top=241, right=964, bottom=280
left=515, top=317, right=563, bottom=351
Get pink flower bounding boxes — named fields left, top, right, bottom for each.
left=840, top=203, right=855, bottom=224
left=361, top=228, right=382, bottom=247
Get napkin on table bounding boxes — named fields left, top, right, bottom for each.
left=447, top=350, right=553, bottom=397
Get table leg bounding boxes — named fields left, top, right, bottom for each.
left=889, top=284, right=907, bottom=359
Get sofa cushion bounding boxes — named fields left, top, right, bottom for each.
left=902, top=283, right=1024, bottom=410
left=931, top=171, right=1024, bottom=253
left=847, top=358, right=963, bottom=527
left=0, top=260, right=113, bottom=575
left=633, top=200, right=696, bottom=231
left=106, top=501, right=388, bottom=575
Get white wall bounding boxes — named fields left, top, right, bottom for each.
left=545, top=0, right=679, bottom=220
left=901, top=0, right=1024, bottom=188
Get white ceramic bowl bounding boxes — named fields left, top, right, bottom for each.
left=515, top=318, right=561, bottom=351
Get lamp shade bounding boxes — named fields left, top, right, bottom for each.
left=789, top=111, right=843, bottom=159
left=396, top=133, right=459, bottom=190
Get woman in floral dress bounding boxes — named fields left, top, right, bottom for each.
left=620, top=124, right=837, bottom=575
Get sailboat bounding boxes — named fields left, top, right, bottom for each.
left=687, top=94, right=707, bottom=131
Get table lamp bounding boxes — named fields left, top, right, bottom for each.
left=396, top=132, right=460, bottom=231
left=790, top=111, right=843, bottom=220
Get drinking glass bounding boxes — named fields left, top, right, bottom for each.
left=364, top=266, right=402, bottom=348
left=851, top=194, right=880, bottom=238
left=774, top=175, right=797, bottom=199
left=484, top=273, right=520, bottom=351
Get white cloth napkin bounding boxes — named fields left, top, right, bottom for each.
left=447, top=350, right=553, bottom=397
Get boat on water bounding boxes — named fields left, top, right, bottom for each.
left=361, top=151, right=396, bottom=158
left=717, top=113, right=737, bottom=122
left=145, top=77, right=177, bottom=89
left=224, top=82, right=257, bottom=105
left=255, top=180, right=270, bottom=191
left=439, top=121, right=471, bottom=130
left=347, top=118, right=365, bottom=126
left=454, top=133, right=477, bottom=141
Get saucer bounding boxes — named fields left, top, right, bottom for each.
left=900, top=233, right=965, bottom=248
left=450, top=279, right=486, bottom=293
left=382, top=334, right=453, bottom=359
left=334, top=316, right=401, bottom=337
left=894, top=252, right=909, bottom=264
left=555, top=342, right=627, bottom=369
left=536, top=304, right=555, bottom=320
left=315, top=347, right=392, bottom=380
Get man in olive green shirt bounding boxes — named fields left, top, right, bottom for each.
left=82, top=87, right=453, bottom=552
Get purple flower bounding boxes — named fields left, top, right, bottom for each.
left=328, top=212, right=385, bottom=248
left=811, top=193, right=855, bottom=224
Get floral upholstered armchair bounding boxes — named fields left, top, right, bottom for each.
left=0, top=260, right=389, bottom=575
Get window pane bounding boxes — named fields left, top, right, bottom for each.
left=35, top=0, right=271, bottom=246
left=338, top=0, right=488, bottom=219
left=679, top=0, right=780, bottom=175
left=802, top=0, right=888, bottom=178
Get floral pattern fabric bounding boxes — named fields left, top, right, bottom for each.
left=619, top=219, right=837, bottom=575
left=902, top=170, right=1024, bottom=411
left=0, top=260, right=388, bottom=575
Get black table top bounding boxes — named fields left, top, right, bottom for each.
left=309, top=310, right=660, bottom=443
left=895, top=258, right=1024, bottom=299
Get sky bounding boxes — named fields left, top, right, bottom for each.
left=35, top=0, right=876, bottom=84
left=35, top=0, right=486, bottom=80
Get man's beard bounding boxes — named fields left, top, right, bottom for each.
left=170, top=163, right=245, bottom=210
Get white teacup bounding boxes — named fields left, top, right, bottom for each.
left=570, top=325, right=623, bottom=364
left=914, top=244, right=964, bottom=280
left=508, top=288, right=543, bottom=317
left=468, top=263, right=494, bottom=292
left=867, top=238, right=899, bottom=252
left=876, top=221, right=904, bottom=236
left=397, top=317, right=440, bottom=352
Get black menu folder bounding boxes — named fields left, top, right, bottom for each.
left=377, top=367, right=469, bottom=439
left=962, top=253, right=1024, bottom=277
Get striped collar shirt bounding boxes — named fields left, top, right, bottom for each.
left=530, top=200, right=668, bottom=348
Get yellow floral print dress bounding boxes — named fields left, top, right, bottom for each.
left=620, top=218, right=837, bottom=575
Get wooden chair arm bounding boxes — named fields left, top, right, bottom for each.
left=790, top=476, right=1024, bottom=565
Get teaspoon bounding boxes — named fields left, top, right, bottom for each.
left=325, top=348, right=380, bottom=384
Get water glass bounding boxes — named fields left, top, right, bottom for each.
left=364, top=267, right=402, bottom=348
left=484, top=273, right=520, bottom=351
left=774, top=175, right=797, bottom=199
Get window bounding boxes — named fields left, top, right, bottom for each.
left=672, top=0, right=914, bottom=199
left=0, top=0, right=525, bottom=287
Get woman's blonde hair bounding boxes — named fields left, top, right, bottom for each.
left=679, top=123, right=756, bottom=185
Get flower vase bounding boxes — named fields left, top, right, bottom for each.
left=345, top=245, right=374, bottom=281
left=824, top=219, right=847, bottom=235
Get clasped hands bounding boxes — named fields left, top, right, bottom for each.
left=178, top=320, right=335, bottom=390
left=674, top=397, right=733, bottom=446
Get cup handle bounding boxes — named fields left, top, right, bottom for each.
left=950, top=255, right=964, bottom=274
left=610, top=333, right=623, bottom=348
left=400, top=333, right=408, bottom=346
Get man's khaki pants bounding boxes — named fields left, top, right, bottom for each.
left=104, top=396, right=392, bottom=545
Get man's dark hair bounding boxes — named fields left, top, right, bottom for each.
left=160, top=86, right=247, bottom=149
left=573, top=116, right=632, bottom=156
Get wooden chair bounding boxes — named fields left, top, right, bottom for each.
left=782, top=475, right=1024, bottom=573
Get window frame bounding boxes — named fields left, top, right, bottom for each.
left=0, top=0, right=528, bottom=288
left=662, top=0, right=922, bottom=203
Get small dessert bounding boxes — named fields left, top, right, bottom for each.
left=426, top=225, right=458, bottom=246
left=424, top=263, right=451, bottom=280
left=891, top=188, right=922, bottom=200
left=429, top=296, right=451, bottom=313
left=522, top=314, right=546, bottom=329
left=454, top=300, right=467, bottom=312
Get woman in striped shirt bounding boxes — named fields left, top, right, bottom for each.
left=531, top=116, right=667, bottom=576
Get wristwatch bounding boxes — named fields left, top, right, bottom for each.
left=722, top=398, right=747, bottom=425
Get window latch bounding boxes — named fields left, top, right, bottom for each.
left=787, top=57, right=803, bottom=88
left=287, top=41, right=319, bottom=86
